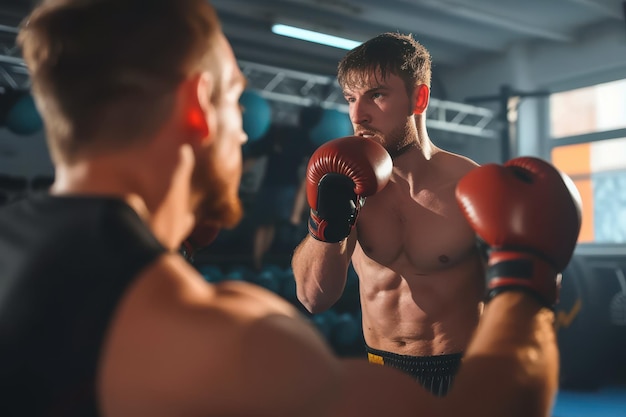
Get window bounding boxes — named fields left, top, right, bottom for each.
left=550, top=79, right=626, bottom=139
left=550, top=79, right=626, bottom=244
left=551, top=137, right=626, bottom=244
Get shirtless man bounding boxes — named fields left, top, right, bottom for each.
left=0, top=2, right=580, bottom=416
left=293, top=33, right=485, bottom=396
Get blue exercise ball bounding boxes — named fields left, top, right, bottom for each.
left=240, top=90, right=271, bottom=142
left=331, top=312, right=361, bottom=348
left=279, top=268, right=298, bottom=303
left=253, top=270, right=282, bottom=294
left=4, top=93, right=43, bottom=136
left=225, top=264, right=255, bottom=282
left=309, top=108, right=353, bottom=146
left=312, top=310, right=338, bottom=341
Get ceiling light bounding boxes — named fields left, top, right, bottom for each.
left=271, top=23, right=361, bottom=50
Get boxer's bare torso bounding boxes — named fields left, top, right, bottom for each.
left=353, top=146, right=484, bottom=356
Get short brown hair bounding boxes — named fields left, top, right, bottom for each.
left=337, top=32, right=432, bottom=96
left=18, top=0, right=222, bottom=162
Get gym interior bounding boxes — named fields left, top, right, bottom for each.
left=1, top=1, right=625, bottom=415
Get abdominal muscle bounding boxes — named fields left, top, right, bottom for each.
left=352, top=245, right=485, bottom=357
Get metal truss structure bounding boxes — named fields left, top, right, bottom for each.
left=0, top=23, right=498, bottom=139
left=240, top=60, right=498, bottom=139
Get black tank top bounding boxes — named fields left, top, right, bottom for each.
left=0, top=195, right=167, bottom=416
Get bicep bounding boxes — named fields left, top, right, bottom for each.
left=137, top=268, right=438, bottom=416
left=232, top=314, right=441, bottom=417
left=222, top=313, right=343, bottom=417
left=327, top=359, right=441, bottom=417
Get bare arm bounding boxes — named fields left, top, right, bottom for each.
left=442, top=292, right=558, bottom=417
left=238, top=289, right=558, bottom=417
left=293, top=136, right=391, bottom=313
left=99, top=255, right=430, bottom=417
left=100, top=254, right=558, bottom=417
left=291, top=229, right=358, bottom=313
left=329, top=293, right=559, bottom=417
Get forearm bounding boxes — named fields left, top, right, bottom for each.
left=297, top=136, right=391, bottom=312
left=445, top=292, right=558, bottom=417
left=292, top=233, right=354, bottom=313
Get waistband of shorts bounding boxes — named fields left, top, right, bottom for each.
left=365, top=344, right=463, bottom=369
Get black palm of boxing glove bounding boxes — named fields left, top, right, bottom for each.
left=306, top=136, right=392, bottom=243
left=309, top=173, right=363, bottom=243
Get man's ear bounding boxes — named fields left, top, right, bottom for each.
left=412, top=84, right=430, bottom=115
left=183, top=72, right=214, bottom=145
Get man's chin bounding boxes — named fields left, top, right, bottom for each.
left=218, top=199, right=244, bottom=229
left=195, top=194, right=243, bottom=230
left=191, top=165, right=244, bottom=231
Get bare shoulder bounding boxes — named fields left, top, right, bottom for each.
left=98, top=253, right=340, bottom=417
left=434, top=148, right=480, bottom=179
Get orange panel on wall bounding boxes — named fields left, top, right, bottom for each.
left=551, top=144, right=594, bottom=243
left=551, top=143, right=591, bottom=176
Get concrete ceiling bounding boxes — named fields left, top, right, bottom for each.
left=1, top=0, right=624, bottom=77
left=0, top=0, right=624, bottom=135
left=216, top=0, right=625, bottom=75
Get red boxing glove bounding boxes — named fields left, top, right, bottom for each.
left=456, top=157, right=582, bottom=308
left=306, top=136, right=392, bottom=243
left=180, top=222, right=220, bottom=262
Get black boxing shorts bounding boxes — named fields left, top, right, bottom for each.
left=365, top=345, right=462, bottom=396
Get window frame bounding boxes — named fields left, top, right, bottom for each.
left=545, top=77, right=626, bottom=247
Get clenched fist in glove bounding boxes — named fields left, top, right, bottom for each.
left=306, top=136, right=393, bottom=243
left=455, top=157, right=582, bottom=309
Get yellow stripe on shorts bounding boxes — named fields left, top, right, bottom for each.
left=367, top=352, right=384, bottom=365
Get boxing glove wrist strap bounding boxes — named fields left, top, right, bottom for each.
left=308, top=209, right=352, bottom=243
left=486, top=251, right=561, bottom=309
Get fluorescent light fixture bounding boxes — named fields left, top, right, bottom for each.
left=271, top=23, right=361, bottom=50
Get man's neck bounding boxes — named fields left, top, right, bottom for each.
left=390, top=133, right=440, bottom=183
left=51, top=147, right=195, bottom=251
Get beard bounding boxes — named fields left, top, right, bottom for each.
left=386, top=123, right=413, bottom=155
left=367, top=120, right=416, bottom=158
left=191, top=150, right=244, bottom=230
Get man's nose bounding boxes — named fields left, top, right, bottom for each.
left=350, top=99, right=371, bottom=125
